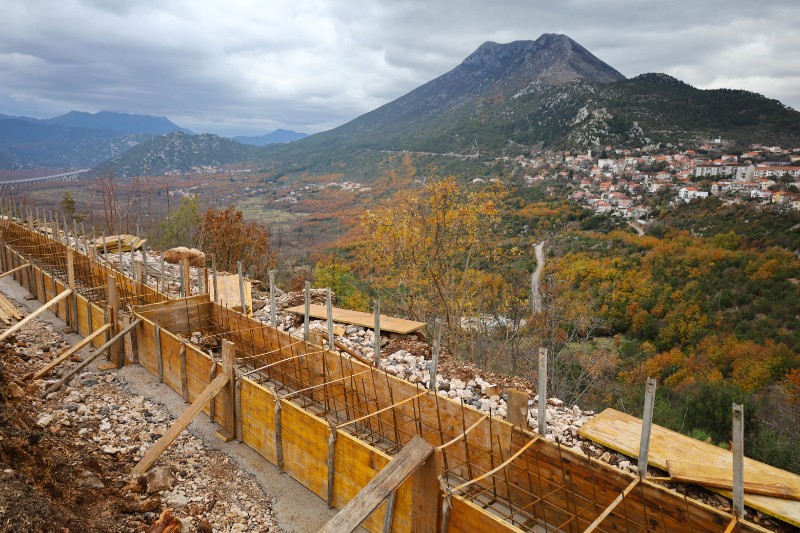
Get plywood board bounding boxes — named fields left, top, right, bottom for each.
left=284, top=304, right=426, bottom=335
left=579, top=408, right=800, bottom=527
left=667, top=460, right=800, bottom=500
left=0, top=294, right=22, bottom=324
left=209, top=274, right=251, bottom=315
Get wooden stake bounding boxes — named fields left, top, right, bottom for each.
left=181, top=257, right=190, bottom=297
left=538, top=347, right=547, bottom=437
left=303, top=280, right=310, bottom=341
left=31, top=324, right=111, bottom=380
left=66, top=249, right=77, bottom=331
left=42, top=319, right=142, bottom=397
left=131, top=373, right=230, bottom=476
left=382, top=491, right=397, bottom=533
left=327, top=424, right=338, bottom=508
left=217, top=339, right=237, bottom=441
left=638, top=377, right=657, bottom=479
left=179, top=341, right=188, bottom=400
left=155, top=324, right=164, bottom=382
left=732, top=403, right=744, bottom=519
left=275, top=396, right=284, bottom=472
left=411, top=449, right=442, bottom=532
left=106, top=274, right=121, bottom=367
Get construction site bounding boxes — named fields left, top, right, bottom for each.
left=0, top=199, right=798, bottom=533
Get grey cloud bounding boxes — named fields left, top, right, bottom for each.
left=0, top=0, right=798, bottom=137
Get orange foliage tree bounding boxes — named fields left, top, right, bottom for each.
left=361, top=176, right=502, bottom=329
left=198, top=206, right=278, bottom=280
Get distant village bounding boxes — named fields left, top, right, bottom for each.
left=511, top=142, right=800, bottom=219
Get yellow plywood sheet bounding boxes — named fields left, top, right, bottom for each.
left=666, top=460, right=800, bottom=500
left=284, top=304, right=426, bottom=335
left=209, top=274, right=252, bottom=315
left=578, top=408, right=800, bottom=527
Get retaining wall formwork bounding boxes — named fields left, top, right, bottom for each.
left=0, top=206, right=771, bottom=533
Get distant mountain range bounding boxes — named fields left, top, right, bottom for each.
left=0, top=110, right=305, bottom=170
left=92, top=132, right=260, bottom=177
left=233, top=129, right=308, bottom=146
left=5, top=33, right=800, bottom=176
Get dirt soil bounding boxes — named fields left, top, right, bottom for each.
left=0, top=343, right=141, bottom=532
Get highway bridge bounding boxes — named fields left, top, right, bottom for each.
left=0, top=169, right=90, bottom=186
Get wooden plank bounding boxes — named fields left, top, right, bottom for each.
left=30, top=324, right=111, bottom=380
left=579, top=408, right=800, bottom=527
left=42, top=319, right=142, bottom=397
left=319, top=436, right=433, bottom=533
left=411, top=448, right=441, bottom=531
left=0, top=289, right=72, bottom=342
left=667, top=460, right=800, bottom=501
left=285, top=304, right=426, bottom=335
left=0, top=294, right=23, bottom=324
left=0, top=262, right=30, bottom=279
left=132, top=373, right=230, bottom=476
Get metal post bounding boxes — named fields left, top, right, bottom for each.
left=373, top=299, right=381, bottom=367
left=326, top=288, right=334, bottom=349
left=159, top=254, right=165, bottom=293
left=732, top=404, right=744, bottom=519
left=117, top=236, right=123, bottom=272
left=429, top=319, right=441, bottom=389
left=212, top=254, right=219, bottom=303
left=638, top=377, right=657, bottom=479
left=303, top=280, right=310, bottom=342
left=538, top=347, right=547, bottom=437
left=237, top=261, right=246, bottom=315
left=269, top=270, right=277, bottom=327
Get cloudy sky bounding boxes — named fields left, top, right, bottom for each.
left=1, top=0, right=798, bottom=137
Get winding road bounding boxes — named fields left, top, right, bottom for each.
left=531, top=241, right=545, bottom=314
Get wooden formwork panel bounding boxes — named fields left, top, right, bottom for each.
left=281, top=399, right=330, bottom=498
left=240, top=379, right=277, bottom=463
left=332, top=431, right=413, bottom=532
left=447, top=496, right=522, bottom=533
left=135, top=318, right=232, bottom=430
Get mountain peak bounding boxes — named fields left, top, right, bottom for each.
left=460, top=34, right=624, bottom=86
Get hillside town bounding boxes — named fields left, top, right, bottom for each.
left=515, top=143, right=800, bottom=218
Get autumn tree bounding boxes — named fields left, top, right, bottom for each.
left=198, top=205, right=277, bottom=281
left=361, top=176, right=502, bottom=330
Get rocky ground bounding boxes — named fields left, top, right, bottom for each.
left=0, top=305, right=278, bottom=532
